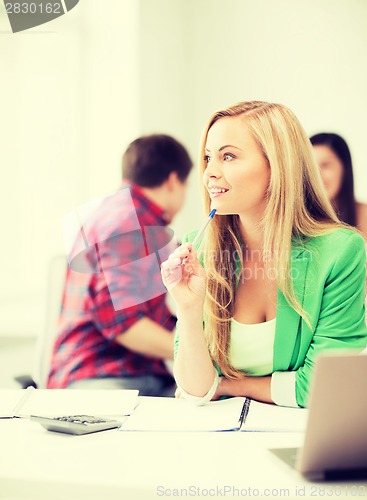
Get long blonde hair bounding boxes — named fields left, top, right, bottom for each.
left=198, top=101, right=344, bottom=378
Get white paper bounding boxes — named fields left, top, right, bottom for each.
left=242, top=400, right=308, bottom=432
left=0, top=390, right=26, bottom=418
left=120, top=396, right=246, bottom=431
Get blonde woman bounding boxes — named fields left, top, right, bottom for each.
left=161, top=101, right=367, bottom=408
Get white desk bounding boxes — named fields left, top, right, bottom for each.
left=0, top=413, right=366, bottom=500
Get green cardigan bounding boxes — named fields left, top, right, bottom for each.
left=175, top=228, right=367, bottom=407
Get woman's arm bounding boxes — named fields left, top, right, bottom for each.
left=215, top=376, right=273, bottom=403
left=161, top=244, right=217, bottom=398
left=174, top=306, right=217, bottom=397
left=295, top=231, right=367, bottom=407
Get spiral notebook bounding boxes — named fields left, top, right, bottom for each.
left=242, top=399, right=308, bottom=432
left=119, top=396, right=308, bottom=432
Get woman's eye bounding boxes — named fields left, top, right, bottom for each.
left=204, top=155, right=211, bottom=163
left=224, top=153, right=235, bottom=161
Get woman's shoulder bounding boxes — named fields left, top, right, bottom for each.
left=297, top=228, right=365, bottom=278
left=303, top=227, right=365, bottom=254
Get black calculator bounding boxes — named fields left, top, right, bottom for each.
left=30, top=415, right=122, bottom=435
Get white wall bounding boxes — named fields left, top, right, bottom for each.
left=138, top=0, right=203, bottom=239
left=0, top=0, right=140, bottom=317
left=140, top=0, right=367, bottom=238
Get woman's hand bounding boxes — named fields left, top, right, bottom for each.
left=214, top=377, right=244, bottom=398
left=161, top=243, right=207, bottom=309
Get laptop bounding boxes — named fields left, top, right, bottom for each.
left=270, top=351, right=367, bottom=481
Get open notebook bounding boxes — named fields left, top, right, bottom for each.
left=244, top=399, right=308, bottom=432
left=120, top=396, right=308, bottom=432
left=0, top=387, right=139, bottom=418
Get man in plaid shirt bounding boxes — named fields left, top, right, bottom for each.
left=48, top=135, right=192, bottom=395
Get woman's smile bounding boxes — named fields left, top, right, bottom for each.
left=208, top=184, right=230, bottom=198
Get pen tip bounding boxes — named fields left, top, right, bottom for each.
left=209, top=209, right=216, bottom=218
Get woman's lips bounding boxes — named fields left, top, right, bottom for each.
left=208, top=185, right=230, bottom=198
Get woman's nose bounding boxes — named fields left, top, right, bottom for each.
left=205, top=159, right=222, bottom=179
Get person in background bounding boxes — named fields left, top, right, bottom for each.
left=161, top=101, right=367, bottom=408
left=48, top=134, right=193, bottom=395
left=310, top=132, right=367, bottom=241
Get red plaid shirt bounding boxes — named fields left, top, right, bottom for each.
left=48, top=183, right=177, bottom=388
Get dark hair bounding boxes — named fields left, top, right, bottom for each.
left=122, top=134, right=192, bottom=187
left=310, top=132, right=357, bottom=226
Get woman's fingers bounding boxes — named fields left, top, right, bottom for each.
left=161, top=257, right=183, bottom=290
left=161, top=243, right=195, bottom=289
left=170, top=243, right=192, bottom=261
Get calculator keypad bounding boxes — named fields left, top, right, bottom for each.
left=30, top=414, right=122, bottom=435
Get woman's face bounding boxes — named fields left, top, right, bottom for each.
left=312, top=145, right=344, bottom=202
left=203, top=116, right=270, bottom=218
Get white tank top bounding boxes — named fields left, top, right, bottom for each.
left=229, top=317, right=276, bottom=376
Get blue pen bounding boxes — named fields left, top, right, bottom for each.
left=191, top=209, right=216, bottom=249
left=181, top=209, right=216, bottom=266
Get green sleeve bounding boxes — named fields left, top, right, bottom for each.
left=295, top=232, right=367, bottom=407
